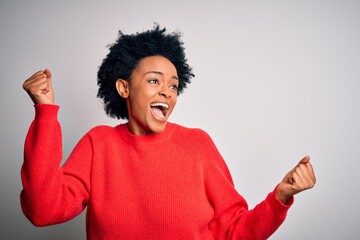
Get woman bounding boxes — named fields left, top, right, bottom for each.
left=21, top=25, right=316, bottom=239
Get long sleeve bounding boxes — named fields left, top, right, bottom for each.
left=195, top=129, right=293, bottom=240
left=20, top=104, right=91, bottom=226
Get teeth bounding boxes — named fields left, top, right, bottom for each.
left=150, top=103, right=169, bottom=109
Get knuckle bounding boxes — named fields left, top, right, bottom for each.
left=29, top=88, right=39, bottom=95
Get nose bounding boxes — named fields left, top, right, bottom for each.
left=158, top=86, right=172, bottom=98
left=158, top=90, right=170, bottom=98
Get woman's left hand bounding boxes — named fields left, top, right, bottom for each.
left=276, top=156, right=316, bottom=204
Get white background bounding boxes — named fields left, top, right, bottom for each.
left=1, top=0, right=359, bottom=239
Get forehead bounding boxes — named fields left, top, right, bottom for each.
left=134, top=55, right=177, bottom=75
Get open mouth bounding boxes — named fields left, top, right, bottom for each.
left=150, top=102, right=169, bottom=119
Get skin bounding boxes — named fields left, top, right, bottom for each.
left=276, top=155, right=316, bottom=204
left=116, top=55, right=179, bottom=135
left=23, top=69, right=54, bottom=105
left=22, top=56, right=315, bottom=205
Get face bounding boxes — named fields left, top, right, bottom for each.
left=116, top=55, right=179, bottom=135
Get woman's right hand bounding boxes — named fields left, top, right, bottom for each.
left=23, top=69, right=54, bottom=105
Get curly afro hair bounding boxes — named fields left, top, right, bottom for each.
left=97, top=24, right=194, bottom=119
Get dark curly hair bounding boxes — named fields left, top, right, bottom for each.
left=97, top=24, right=194, bottom=119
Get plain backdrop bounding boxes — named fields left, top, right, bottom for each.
left=1, top=0, right=359, bottom=239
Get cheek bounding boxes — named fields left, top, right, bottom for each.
left=128, top=93, right=146, bottom=115
left=132, top=98, right=148, bottom=114
left=171, top=96, right=177, bottom=110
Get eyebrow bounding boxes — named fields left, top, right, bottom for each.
left=146, top=71, right=179, bottom=81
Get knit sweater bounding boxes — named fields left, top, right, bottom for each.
left=21, top=104, right=293, bottom=240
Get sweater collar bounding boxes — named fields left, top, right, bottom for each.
left=116, top=122, right=176, bottom=145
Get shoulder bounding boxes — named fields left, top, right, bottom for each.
left=172, top=123, right=212, bottom=140
left=171, top=123, right=217, bottom=151
left=170, top=123, right=210, bottom=138
left=88, top=124, right=116, bottom=134
left=171, top=123, right=232, bottom=179
left=84, top=124, right=122, bottom=140
left=75, top=124, right=129, bottom=151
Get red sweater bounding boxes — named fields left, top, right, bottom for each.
left=21, top=104, right=293, bottom=240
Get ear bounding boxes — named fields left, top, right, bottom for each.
left=116, top=79, right=129, bottom=98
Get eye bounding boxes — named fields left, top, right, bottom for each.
left=170, top=84, right=178, bottom=91
left=148, top=79, right=159, bottom=84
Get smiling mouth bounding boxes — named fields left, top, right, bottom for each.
left=150, top=102, right=169, bottom=119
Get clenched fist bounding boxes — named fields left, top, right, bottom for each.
left=277, top=156, right=316, bottom=204
left=23, top=69, right=54, bottom=105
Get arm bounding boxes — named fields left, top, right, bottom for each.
left=198, top=130, right=315, bottom=239
left=205, top=155, right=293, bottom=240
left=208, top=155, right=315, bottom=240
left=20, top=70, right=90, bottom=226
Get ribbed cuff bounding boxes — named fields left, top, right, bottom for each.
left=268, top=186, right=294, bottom=213
left=34, top=104, right=60, bottom=121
